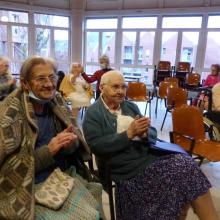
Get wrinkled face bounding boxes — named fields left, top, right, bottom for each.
left=100, top=75, right=126, bottom=106
left=27, top=63, right=57, bottom=100
left=211, top=66, right=219, bottom=76
left=0, top=61, right=9, bottom=75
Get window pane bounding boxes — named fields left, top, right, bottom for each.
left=0, top=10, right=28, bottom=23
left=208, top=16, right=220, bottom=28
left=121, top=32, right=136, bottom=64
left=86, top=19, right=117, bottom=29
left=11, top=62, right=22, bottom=76
left=122, top=17, right=157, bottom=29
left=162, top=16, right=202, bottom=28
left=0, top=25, right=7, bottom=56
left=57, top=63, right=69, bottom=73
left=34, top=14, right=69, bottom=28
left=35, top=28, right=50, bottom=57
left=204, top=32, right=220, bottom=68
left=12, top=26, right=28, bottom=60
left=86, top=32, right=99, bottom=62
left=161, top=32, right=178, bottom=66
left=180, top=32, right=199, bottom=67
left=54, top=30, right=69, bottom=61
left=139, top=32, right=155, bottom=65
left=102, top=32, right=115, bottom=63
left=85, top=65, right=100, bottom=74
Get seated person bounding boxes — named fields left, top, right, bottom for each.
left=81, top=54, right=112, bottom=99
left=83, top=70, right=218, bottom=220
left=203, top=64, right=220, bottom=87
left=0, top=56, right=16, bottom=101
left=205, top=82, right=220, bottom=127
left=0, top=56, right=102, bottom=220
left=59, top=62, right=93, bottom=118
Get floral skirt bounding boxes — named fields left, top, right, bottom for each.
left=115, top=154, right=211, bottom=220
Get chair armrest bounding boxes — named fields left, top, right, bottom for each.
left=170, top=131, right=195, bottom=155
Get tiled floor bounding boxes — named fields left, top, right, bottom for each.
left=80, top=97, right=220, bottom=220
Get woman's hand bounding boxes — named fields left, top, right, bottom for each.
left=48, top=125, right=78, bottom=155
left=127, top=116, right=150, bottom=139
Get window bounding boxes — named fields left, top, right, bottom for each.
left=161, top=32, right=178, bottom=65
left=139, top=32, right=155, bottom=65
left=102, top=32, right=115, bottom=62
left=208, top=15, right=220, bottom=28
left=86, top=18, right=117, bottom=29
left=0, top=10, right=28, bottom=23
left=162, top=16, right=202, bottom=28
left=180, top=32, right=199, bottom=66
left=34, top=14, right=69, bottom=28
left=35, top=28, right=50, bottom=57
left=122, top=17, right=157, bottom=29
left=34, top=13, right=70, bottom=71
left=204, top=32, right=220, bottom=68
left=0, top=25, right=7, bottom=56
left=86, top=32, right=99, bottom=63
left=121, top=32, right=136, bottom=64
left=12, top=26, right=28, bottom=60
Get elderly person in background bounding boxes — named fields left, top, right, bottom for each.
left=59, top=62, right=93, bottom=118
left=81, top=54, right=112, bottom=99
left=203, top=64, right=220, bottom=87
left=83, top=70, right=218, bottom=220
left=0, top=56, right=102, bottom=220
left=0, top=56, right=16, bottom=100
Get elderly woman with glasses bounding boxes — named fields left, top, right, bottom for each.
left=0, top=56, right=103, bottom=220
left=0, top=56, right=16, bottom=100
left=83, top=70, right=218, bottom=220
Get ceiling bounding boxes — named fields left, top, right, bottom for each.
left=1, top=0, right=220, bottom=11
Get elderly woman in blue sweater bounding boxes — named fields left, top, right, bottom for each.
left=83, top=70, right=218, bottom=220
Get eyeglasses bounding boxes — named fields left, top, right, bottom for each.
left=31, top=75, right=57, bottom=84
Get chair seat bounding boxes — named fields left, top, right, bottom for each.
left=174, top=136, right=220, bottom=161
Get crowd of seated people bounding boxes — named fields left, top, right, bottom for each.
left=0, top=55, right=219, bottom=220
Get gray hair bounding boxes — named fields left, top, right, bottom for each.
left=99, top=55, right=110, bottom=64
left=20, top=56, right=57, bottom=82
left=100, top=70, right=124, bottom=85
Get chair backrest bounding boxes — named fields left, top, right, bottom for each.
left=185, top=73, right=201, bottom=86
left=126, top=82, right=147, bottom=100
left=177, top=62, right=191, bottom=72
left=158, top=81, right=178, bottom=99
left=158, top=61, right=171, bottom=71
left=164, top=77, right=179, bottom=83
left=166, top=87, right=187, bottom=108
left=172, top=105, right=205, bottom=141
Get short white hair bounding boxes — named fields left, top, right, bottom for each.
left=100, top=70, right=124, bottom=85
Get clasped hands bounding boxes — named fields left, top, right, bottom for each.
left=127, top=116, right=150, bottom=139
left=48, top=125, right=78, bottom=155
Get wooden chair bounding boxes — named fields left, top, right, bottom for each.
left=154, top=61, right=172, bottom=87
left=164, top=77, right=179, bottom=84
left=170, top=105, right=220, bottom=165
left=185, top=73, right=201, bottom=90
left=155, top=81, right=178, bottom=118
left=175, top=62, right=191, bottom=87
left=161, top=87, right=187, bottom=131
left=126, top=82, right=153, bottom=118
